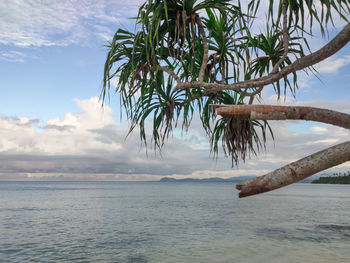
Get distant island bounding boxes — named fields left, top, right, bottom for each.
left=312, top=174, right=350, bottom=184
left=160, top=172, right=350, bottom=184
left=161, top=173, right=350, bottom=184
left=160, top=176, right=257, bottom=183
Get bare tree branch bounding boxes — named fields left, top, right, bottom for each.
left=236, top=141, right=350, bottom=197
left=215, top=105, right=350, bottom=130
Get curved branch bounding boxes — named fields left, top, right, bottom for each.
left=156, top=66, right=181, bottom=84
left=197, top=17, right=209, bottom=82
left=173, top=22, right=350, bottom=93
left=236, top=141, right=350, bottom=198
left=271, top=0, right=289, bottom=74
left=248, top=86, right=263, bottom=104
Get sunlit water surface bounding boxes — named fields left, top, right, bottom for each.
left=0, top=182, right=349, bottom=263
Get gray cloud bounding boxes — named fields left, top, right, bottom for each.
left=89, top=125, right=122, bottom=144
left=43, top=124, right=76, bottom=132
left=1, top=116, right=40, bottom=126
left=0, top=97, right=349, bottom=181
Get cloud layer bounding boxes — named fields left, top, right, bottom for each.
left=0, top=0, right=144, bottom=47
left=0, top=97, right=349, bottom=180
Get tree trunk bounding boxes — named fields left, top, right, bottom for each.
left=213, top=104, right=350, bottom=198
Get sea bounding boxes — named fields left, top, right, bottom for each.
left=0, top=181, right=349, bottom=263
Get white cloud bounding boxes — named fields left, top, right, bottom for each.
left=0, top=97, right=121, bottom=155
left=306, top=139, right=339, bottom=145
left=0, top=50, right=27, bottom=62
left=315, top=55, right=350, bottom=74
left=0, top=0, right=144, bottom=47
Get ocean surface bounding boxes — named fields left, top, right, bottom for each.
left=0, top=182, right=349, bottom=263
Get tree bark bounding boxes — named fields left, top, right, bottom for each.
left=213, top=104, right=350, bottom=198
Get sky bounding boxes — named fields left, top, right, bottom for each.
left=0, top=0, right=349, bottom=181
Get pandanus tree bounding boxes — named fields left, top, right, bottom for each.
left=102, top=0, right=350, bottom=197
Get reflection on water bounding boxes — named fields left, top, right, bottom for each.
left=317, top=224, right=350, bottom=232
left=257, top=223, right=350, bottom=243
left=0, top=182, right=349, bottom=263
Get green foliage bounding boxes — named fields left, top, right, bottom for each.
left=272, top=0, right=350, bottom=36
left=312, top=174, right=350, bottom=184
left=102, top=0, right=349, bottom=164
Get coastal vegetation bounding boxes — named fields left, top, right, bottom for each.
left=102, top=0, right=350, bottom=197
left=312, top=172, right=350, bottom=184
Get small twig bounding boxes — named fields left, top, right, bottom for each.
left=153, top=65, right=181, bottom=84
left=244, top=86, right=263, bottom=104
left=249, top=85, right=264, bottom=97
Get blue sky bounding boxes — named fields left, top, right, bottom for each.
left=0, top=0, right=349, bottom=181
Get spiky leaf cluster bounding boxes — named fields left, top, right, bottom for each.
left=102, top=0, right=349, bottom=164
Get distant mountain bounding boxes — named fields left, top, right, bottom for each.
left=160, top=176, right=257, bottom=183
left=160, top=177, right=177, bottom=182
left=160, top=172, right=350, bottom=184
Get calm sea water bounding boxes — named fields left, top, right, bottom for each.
left=0, top=182, right=349, bottom=263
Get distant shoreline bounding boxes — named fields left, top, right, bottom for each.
left=159, top=176, right=257, bottom=183
left=312, top=174, right=350, bottom=184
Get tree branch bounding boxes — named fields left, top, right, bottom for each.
left=215, top=105, right=350, bottom=130
left=271, top=0, right=289, bottom=73
left=197, top=17, right=209, bottom=82
left=236, top=141, right=350, bottom=197
left=220, top=59, right=226, bottom=84
left=248, top=86, right=263, bottom=104
left=156, top=66, right=182, bottom=84
left=173, top=23, right=350, bottom=94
